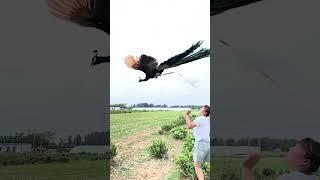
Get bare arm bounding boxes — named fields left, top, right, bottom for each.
left=241, top=152, right=260, bottom=180
left=185, top=110, right=197, bottom=129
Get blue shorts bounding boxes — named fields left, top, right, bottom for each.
left=193, top=140, right=210, bottom=163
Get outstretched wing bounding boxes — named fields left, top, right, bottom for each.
left=47, top=0, right=109, bottom=34
left=157, top=41, right=210, bottom=71
left=124, top=55, right=158, bottom=75
left=211, top=0, right=264, bottom=16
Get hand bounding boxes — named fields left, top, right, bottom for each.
left=243, top=152, right=260, bottom=170
left=185, top=110, right=192, bottom=115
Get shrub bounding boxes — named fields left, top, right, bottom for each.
left=183, top=134, right=195, bottom=153
left=170, top=126, right=187, bottom=140
left=175, top=151, right=210, bottom=178
left=158, top=129, right=164, bottom=135
left=175, top=133, right=209, bottom=178
left=161, top=124, right=175, bottom=132
left=172, top=116, right=185, bottom=126
left=110, top=142, right=117, bottom=159
left=148, top=140, right=168, bottom=159
left=262, top=168, right=276, bottom=177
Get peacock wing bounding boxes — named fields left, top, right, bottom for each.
left=47, top=0, right=108, bottom=33
left=124, top=55, right=158, bottom=75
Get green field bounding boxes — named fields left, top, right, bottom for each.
left=0, top=160, right=108, bottom=180
left=110, top=111, right=189, bottom=141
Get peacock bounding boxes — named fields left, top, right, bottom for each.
left=46, top=0, right=265, bottom=66
left=124, top=41, right=210, bottom=82
left=47, top=0, right=109, bottom=66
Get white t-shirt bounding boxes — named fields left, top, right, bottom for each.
left=193, top=116, right=210, bottom=141
left=277, top=171, right=319, bottom=180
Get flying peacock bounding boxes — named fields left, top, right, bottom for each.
left=47, top=0, right=109, bottom=66
left=46, top=0, right=265, bottom=66
left=124, top=41, right=210, bottom=82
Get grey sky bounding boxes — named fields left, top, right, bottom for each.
left=0, top=1, right=109, bottom=135
left=1, top=0, right=320, bottom=140
left=212, top=0, right=320, bottom=140
left=110, top=0, right=210, bottom=106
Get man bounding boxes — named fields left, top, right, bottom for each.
left=242, top=137, right=320, bottom=180
left=185, top=105, right=211, bottom=180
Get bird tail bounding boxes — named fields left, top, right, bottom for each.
left=211, top=0, right=264, bottom=16
left=158, top=41, right=210, bottom=70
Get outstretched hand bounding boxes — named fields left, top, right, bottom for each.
left=185, top=110, right=192, bottom=115
left=243, top=152, right=260, bottom=170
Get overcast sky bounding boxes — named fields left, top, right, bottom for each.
left=1, top=0, right=320, bottom=140
left=0, top=1, right=108, bottom=136
left=110, top=0, right=210, bottom=106
left=213, top=0, right=320, bottom=140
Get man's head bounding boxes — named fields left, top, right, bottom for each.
left=199, top=105, right=210, bottom=117
left=287, top=138, right=320, bottom=174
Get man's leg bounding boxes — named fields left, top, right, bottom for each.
left=194, top=162, right=205, bottom=180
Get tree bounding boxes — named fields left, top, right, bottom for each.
left=74, top=134, right=82, bottom=146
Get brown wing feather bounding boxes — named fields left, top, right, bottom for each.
left=124, top=55, right=140, bottom=70
left=47, top=0, right=96, bottom=28
left=124, top=55, right=158, bottom=75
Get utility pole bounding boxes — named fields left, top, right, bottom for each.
left=32, top=128, right=36, bottom=150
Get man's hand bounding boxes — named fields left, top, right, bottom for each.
left=185, top=110, right=192, bottom=115
left=241, top=152, right=260, bottom=180
left=243, top=152, right=260, bottom=170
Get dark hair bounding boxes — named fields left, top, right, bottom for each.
left=298, top=138, right=320, bottom=174
left=202, top=105, right=210, bottom=117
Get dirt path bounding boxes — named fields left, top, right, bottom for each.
left=110, top=128, right=184, bottom=180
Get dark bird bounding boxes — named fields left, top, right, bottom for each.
left=219, top=40, right=280, bottom=88
left=47, top=0, right=109, bottom=34
left=46, top=0, right=265, bottom=67
left=47, top=0, right=109, bottom=66
left=124, top=41, right=210, bottom=82
left=91, top=50, right=109, bottom=67
left=211, top=0, right=264, bottom=16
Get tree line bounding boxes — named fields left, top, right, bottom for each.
left=0, top=131, right=110, bottom=149
left=213, top=137, right=298, bottom=152
left=111, top=103, right=202, bottom=109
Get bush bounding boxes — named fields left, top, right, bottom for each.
left=183, top=134, right=195, bottom=153
left=170, top=126, right=187, bottom=140
left=175, top=133, right=209, bottom=179
left=262, top=168, right=276, bottom=177
left=161, top=124, right=175, bottom=132
left=175, top=151, right=210, bottom=178
left=172, top=116, right=185, bottom=126
left=148, top=140, right=168, bottom=159
left=158, top=129, right=164, bottom=135
left=110, top=143, right=117, bottom=159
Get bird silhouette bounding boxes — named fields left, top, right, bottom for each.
left=91, top=50, right=109, bottom=67
left=47, top=0, right=109, bottom=34
left=211, top=0, right=264, bottom=16
left=124, top=41, right=210, bottom=82
left=47, top=0, right=109, bottom=66
left=46, top=0, right=265, bottom=67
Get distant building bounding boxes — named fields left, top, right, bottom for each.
left=212, top=146, right=260, bottom=156
left=110, top=107, right=121, bottom=111
left=0, top=143, right=32, bottom=153
left=70, top=145, right=108, bottom=154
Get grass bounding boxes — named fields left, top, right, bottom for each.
left=110, top=111, right=190, bottom=141
left=0, top=160, right=108, bottom=180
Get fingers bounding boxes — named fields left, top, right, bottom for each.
left=243, top=152, right=260, bottom=170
